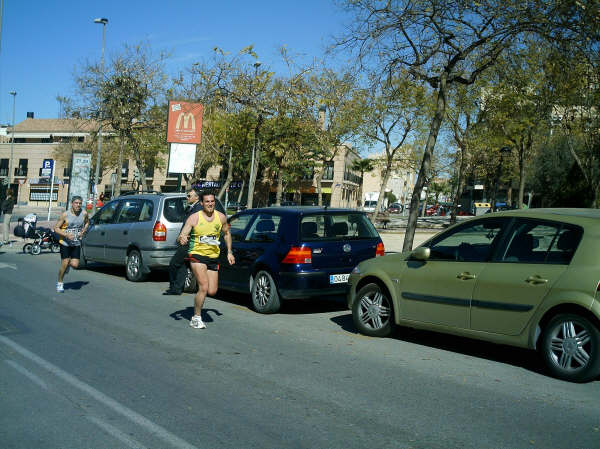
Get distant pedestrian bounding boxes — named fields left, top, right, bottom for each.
left=1, top=190, right=15, bottom=244
left=163, top=187, right=203, bottom=296
left=54, top=196, right=89, bottom=293
left=178, top=192, right=234, bottom=329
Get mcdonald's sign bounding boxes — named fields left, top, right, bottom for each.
left=167, top=101, right=204, bottom=144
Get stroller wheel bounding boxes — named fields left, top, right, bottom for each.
left=23, top=243, right=32, bottom=254
left=51, top=243, right=60, bottom=253
left=31, top=244, right=42, bottom=255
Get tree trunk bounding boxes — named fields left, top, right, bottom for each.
left=518, top=141, right=525, bottom=208
left=217, top=149, right=233, bottom=201
left=275, top=169, right=284, bottom=206
left=246, top=115, right=263, bottom=209
left=450, top=148, right=466, bottom=225
left=236, top=179, right=246, bottom=204
left=315, top=164, right=323, bottom=206
left=357, top=170, right=364, bottom=210
left=403, top=73, right=448, bottom=252
left=114, top=134, right=125, bottom=197
left=372, top=157, right=392, bottom=224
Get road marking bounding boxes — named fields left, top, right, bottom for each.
left=5, top=359, right=49, bottom=390
left=0, top=335, right=198, bottom=449
left=87, top=415, right=148, bottom=449
left=0, top=262, right=17, bottom=270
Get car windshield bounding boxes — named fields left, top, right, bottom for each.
left=164, top=196, right=225, bottom=222
left=364, top=201, right=377, bottom=207
left=300, top=213, right=378, bottom=241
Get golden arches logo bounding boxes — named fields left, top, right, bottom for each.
left=175, top=112, right=195, bottom=131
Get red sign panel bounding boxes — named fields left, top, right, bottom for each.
left=167, top=101, right=203, bottom=144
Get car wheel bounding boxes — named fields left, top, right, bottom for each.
left=183, top=266, right=198, bottom=293
left=31, top=244, right=42, bottom=255
left=51, top=243, right=60, bottom=253
left=251, top=270, right=281, bottom=314
left=540, top=313, right=600, bottom=383
left=352, top=283, right=394, bottom=337
left=126, top=249, right=147, bottom=282
left=22, top=243, right=32, bottom=254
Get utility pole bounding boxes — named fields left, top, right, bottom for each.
left=247, top=61, right=261, bottom=209
left=92, top=17, right=108, bottom=214
left=8, top=91, right=16, bottom=185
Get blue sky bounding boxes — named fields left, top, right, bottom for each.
left=0, top=0, right=351, bottom=124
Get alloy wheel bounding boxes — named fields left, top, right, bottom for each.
left=357, top=291, right=391, bottom=330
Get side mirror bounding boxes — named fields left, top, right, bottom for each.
left=411, top=246, right=430, bottom=261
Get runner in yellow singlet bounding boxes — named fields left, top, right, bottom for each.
left=178, top=192, right=234, bottom=329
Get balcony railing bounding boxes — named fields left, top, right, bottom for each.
left=0, top=168, right=7, bottom=177
left=14, top=168, right=27, bottom=177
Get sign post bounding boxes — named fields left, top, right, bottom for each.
left=43, top=159, right=55, bottom=221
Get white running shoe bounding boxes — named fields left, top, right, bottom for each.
left=189, top=315, right=206, bottom=329
left=56, top=282, right=64, bottom=293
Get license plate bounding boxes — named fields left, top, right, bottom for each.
left=330, top=273, right=350, bottom=284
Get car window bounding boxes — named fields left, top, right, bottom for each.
left=138, top=200, right=154, bottom=222
left=163, top=197, right=225, bottom=223
left=245, top=213, right=281, bottom=242
left=94, top=201, right=120, bottom=225
left=163, top=198, right=186, bottom=222
left=228, top=214, right=254, bottom=242
left=427, top=218, right=506, bottom=262
left=300, top=213, right=378, bottom=241
left=497, top=219, right=583, bottom=264
left=116, top=200, right=142, bottom=224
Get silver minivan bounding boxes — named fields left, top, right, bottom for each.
left=80, top=192, right=225, bottom=282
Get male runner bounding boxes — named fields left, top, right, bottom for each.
left=54, top=196, right=89, bottom=292
left=164, top=187, right=203, bottom=295
left=178, top=192, right=234, bottom=329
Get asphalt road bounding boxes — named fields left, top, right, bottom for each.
left=0, top=249, right=598, bottom=449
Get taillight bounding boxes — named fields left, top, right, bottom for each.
left=376, top=242, right=385, bottom=257
left=282, top=246, right=312, bottom=264
left=153, top=221, right=167, bottom=241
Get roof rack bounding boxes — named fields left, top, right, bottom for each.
left=118, top=190, right=164, bottom=197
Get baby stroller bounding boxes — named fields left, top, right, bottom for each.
left=28, top=227, right=61, bottom=255
left=13, top=213, right=50, bottom=254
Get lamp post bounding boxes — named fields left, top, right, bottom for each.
left=492, top=146, right=511, bottom=211
left=92, top=17, right=108, bottom=214
left=247, top=61, right=261, bottom=209
left=8, top=91, right=16, bottom=185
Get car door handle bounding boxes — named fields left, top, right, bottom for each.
left=100, top=231, right=105, bottom=236
left=123, top=230, right=128, bottom=235
left=457, top=272, right=477, bottom=280
left=525, top=275, right=548, bottom=285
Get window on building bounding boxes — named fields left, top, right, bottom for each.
left=0, top=159, right=8, bottom=177
left=322, top=162, right=334, bottom=180
left=145, top=166, right=154, bottom=178
left=121, top=160, right=129, bottom=179
left=15, top=159, right=28, bottom=176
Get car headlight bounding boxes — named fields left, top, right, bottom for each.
left=351, top=265, right=360, bottom=275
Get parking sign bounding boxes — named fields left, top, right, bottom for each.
left=42, top=159, right=54, bottom=177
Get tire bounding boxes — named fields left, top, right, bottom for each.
left=31, top=244, right=42, bottom=255
left=183, top=266, right=198, bottom=293
left=251, top=270, right=281, bottom=314
left=126, top=249, right=147, bottom=282
left=22, top=243, right=32, bottom=254
left=51, top=243, right=60, bottom=253
left=352, top=283, right=394, bottom=337
left=540, top=313, right=600, bottom=383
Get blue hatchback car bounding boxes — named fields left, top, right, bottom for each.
left=214, top=207, right=384, bottom=313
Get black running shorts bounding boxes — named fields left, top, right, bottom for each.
left=60, top=245, right=81, bottom=260
left=188, top=254, right=219, bottom=271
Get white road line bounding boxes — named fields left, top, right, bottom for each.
left=0, top=335, right=198, bottom=449
left=5, top=359, right=49, bottom=390
left=87, top=415, right=149, bottom=449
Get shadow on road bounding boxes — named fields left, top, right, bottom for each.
left=64, top=281, right=89, bottom=290
left=330, top=313, right=547, bottom=376
left=170, top=306, right=223, bottom=324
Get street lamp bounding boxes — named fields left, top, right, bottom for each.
left=92, top=17, right=108, bottom=214
left=492, top=146, right=511, bottom=211
left=8, top=91, right=16, bottom=185
left=247, top=60, right=261, bottom=209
